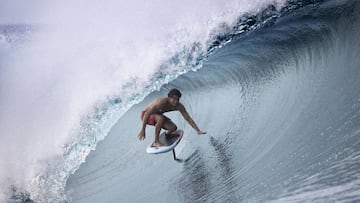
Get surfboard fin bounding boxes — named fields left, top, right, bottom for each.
left=172, top=149, right=177, bottom=160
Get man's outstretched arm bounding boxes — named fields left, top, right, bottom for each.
left=179, top=104, right=206, bottom=135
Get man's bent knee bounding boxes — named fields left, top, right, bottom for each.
left=170, top=125, right=177, bottom=132
left=165, top=122, right=177, bottom=133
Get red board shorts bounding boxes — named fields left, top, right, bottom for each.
left=141, top=110, right=157, bottom=126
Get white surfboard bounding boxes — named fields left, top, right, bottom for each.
left=146, top=130, right=183, bottom=154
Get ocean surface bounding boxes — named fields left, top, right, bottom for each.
left=1, top=0, right=360, bottom=202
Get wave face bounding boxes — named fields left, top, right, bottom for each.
left=65, top=0, right=360, bottom=202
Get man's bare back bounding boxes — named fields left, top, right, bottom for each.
left=138, top=89, right=206, bottom=147
left=143, top=97, right=179, bottom=115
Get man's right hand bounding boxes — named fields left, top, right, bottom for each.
left=138, top=130, right=146, bottom=141
left=197, top=130, right=207, bottom=135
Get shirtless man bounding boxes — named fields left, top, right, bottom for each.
left=138, top=88, right=206, bottom=147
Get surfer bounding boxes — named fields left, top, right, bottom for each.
left=138, top=88, right=206, bottom=147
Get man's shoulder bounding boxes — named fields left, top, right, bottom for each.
left=176, top=102, right=185, bottom=110
left=151, top=97, right=166, bottom=104
left=150, top=97, right=168, bottom=108
left=158, top=97, right=168, bottom=104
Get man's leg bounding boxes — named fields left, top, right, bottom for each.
left=163, top=119, right=177, bottom=135
left=153, top=115, right=178, bottom=146
left=161, top=117, right=178, bottom=138
left=153, top=114, right=166, bottom=147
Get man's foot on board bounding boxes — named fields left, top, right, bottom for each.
left=151, top=142, right=167, bottom=147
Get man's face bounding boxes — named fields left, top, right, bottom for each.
left=169, top=95, right=180, bottom=106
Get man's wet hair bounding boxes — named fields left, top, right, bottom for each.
left=168, top=88, right=182, bottom=98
